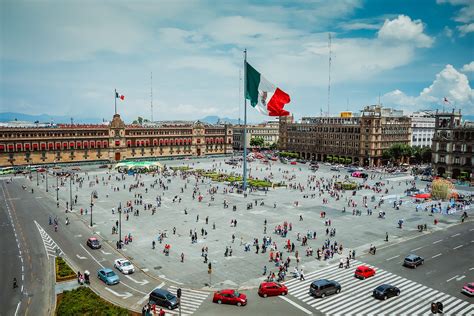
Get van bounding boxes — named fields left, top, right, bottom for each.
left=309, top=279, right=341, bottom=298
left=149, top=288, right=179, bottom=310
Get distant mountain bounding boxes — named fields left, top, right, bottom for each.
left=199, top=115, right=243, bottom=125
left=0, top=112, right=103, bottom=124
left=464, top=115, right=474, bottom=122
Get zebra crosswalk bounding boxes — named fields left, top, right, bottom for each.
left=284, top=260, right=474, bottom=315
left=160, top=286, right=209, bottom=315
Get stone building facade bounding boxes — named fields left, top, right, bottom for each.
left=232, top=121, right=279, bottom=150
left=279, top=105, right=412, bottom=167
left=410, top=111, right=436, bottom=148
left=0, top=114, right=233, bottom=167
left=431, top=110, right=473, bottom=180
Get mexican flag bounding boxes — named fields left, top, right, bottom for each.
left=245, top=62, right=291, bottom=116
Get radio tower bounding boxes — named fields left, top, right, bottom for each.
left=150, top=72, right=154, bottom=122
left=327, top=33, right=332, bottom=117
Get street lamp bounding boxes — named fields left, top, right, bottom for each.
left=45, top=168, right=48, bottom=192
left=56, top=175, right=59, bottom=202
left=36, top=170, right=39, bottom=186
left=118, top=202, right=122, bottom=243
left=69, top=174, right=73, bottom=212
left=90, top=190, right=96, bottom=227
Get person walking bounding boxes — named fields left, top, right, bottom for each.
left=181, top=252, right=184, bottom=263
left=299, top=268, right=305, bottom=281
left=385, top=232, right=389, bottom=242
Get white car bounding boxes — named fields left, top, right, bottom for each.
left=114, top=258, right=135, bottom=274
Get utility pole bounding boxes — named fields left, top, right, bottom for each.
left=118, top=202, right=122, bottom=244
left=45, top=168, right=48, bottom=192
left=56, top=175, right=59, bottom=201
left=327, top=33, right=332, bottom=117
left=36, top=170, right=39, bottom=186
left=69, top=174, right=73, bottom=212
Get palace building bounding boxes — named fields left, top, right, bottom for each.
left=0, top=114, right=233, bottom=167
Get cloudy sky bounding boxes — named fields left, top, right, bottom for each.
left=0, top=0, right=473, bottom=123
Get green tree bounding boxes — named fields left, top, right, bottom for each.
left=269, top=142, right=278, bottom=150
left=384, top=143, right=413, bottom=165
left=250, top=137, right=265, bottom=148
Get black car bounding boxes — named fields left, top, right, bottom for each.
left=149, top=288, right=179, bottom=310
left=309, top=279, right=341, bottom=298
left=373, top=284, right=400, bottom=300
left=86, top=237, right=101, bottom=249
left=403, top=254, right=424, bottom=268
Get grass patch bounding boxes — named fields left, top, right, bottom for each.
left=56, top=286, right=131, bottom=316
left=192, top=169, right=275, bottom=188
left=56, top=257, right=76, bottom=281
left=170, top=166, right=192, bottom=171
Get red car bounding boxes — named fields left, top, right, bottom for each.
left=258, top=282, right=288, bottom=297
left=354, top=265, right=376, bottom=279
left=461, top=283, right=474, bottom=296
left=212, top=289, right=247, bottom=306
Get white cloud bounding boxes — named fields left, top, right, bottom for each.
left=383, top=64, right=474, bottom=114
left=457, top=23, right=474, bottom=35
left=461, top=61, right=474, bottom=72
left=443, top=26, right=454, bottom=38
left=377, top=15, right=434, bottom=48
left=339, top=22, right=380, bottom=31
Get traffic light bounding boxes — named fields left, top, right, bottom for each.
left=177, top=288, right=182, bottom=298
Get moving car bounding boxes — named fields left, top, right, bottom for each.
left=97, top=268, right=119, bottom=285
left=354, top=265, right=376, bottom=279
left=373, top=284, right=400, bottom=300
left=403, top=254, right=424, bottom=268
left=149, top=288, right=179, bottom=310
left=212, top=289, right=247, bottom=306
left=258, top=282, right=288, bottom=297
left=114, top=258, right=135, bottom=274
left=309, top=279, right=341, bottom=298
left=86, top=237, right=101, bottom=249
left=461, top=282, right=474, bottom=296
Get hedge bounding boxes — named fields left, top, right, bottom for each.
left=56, top=257, right=76, bottom=281
left=56, top=286, right=130, bottom=316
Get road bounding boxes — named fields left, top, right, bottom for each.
left=361, top=220, right=474, bottom=300
left=0, top=181, right=54, bottom=316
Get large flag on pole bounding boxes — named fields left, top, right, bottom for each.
left=245, top=62, right=291, bottom=116
left=115, top=91, right=125, bottom=100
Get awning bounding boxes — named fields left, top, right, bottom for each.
left=414, top=193, right=431, bottom=199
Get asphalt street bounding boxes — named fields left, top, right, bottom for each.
left=0, top=180, right=54, bottom=316
left=360, top=219, right=474, bottom=300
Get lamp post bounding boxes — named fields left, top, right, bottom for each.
left=45, top=168, right=48, bottom=192
left=56, top=175, right=59, bottom=202
left=36, top=170, right=39, bottom=186
left=90, top=191, right=94, bottom=227
left=69, top=174, right=73, bottom=212
left=118, top=202, right=122, bottom=243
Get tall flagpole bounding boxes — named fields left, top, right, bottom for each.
left=243, top=49, right=248, bottom=192
left=114, top=89, right=117, bottom=115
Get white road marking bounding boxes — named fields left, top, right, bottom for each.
left=100, top=249, right=111, bottom=255
left=410, top=247, right=423, bottom=252
left=74, top=234, right=82, bottom=238
left=453, top=245, right=463, bottom=250
left=431, top=253, right=442, bottom=259
left=386, top=255, right=400, bottom=261
left=125, top=275, right=149, bottom=286
left=76, top=254, right=87, bottom=260
left=104, top=287, right=133, bottom=299
left=446, top=275, right=459, bottom=282
left=451, top=233, right=461, bottom=237
left=433, top=239, right=443, bottom=244
left=456, top=275, right=466, bottom=281
left=469, top=267, right=474, bottom=271
left=279, top=296, right=312, bottom=315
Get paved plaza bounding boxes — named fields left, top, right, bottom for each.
left=46, top=157, right=465, bottom=289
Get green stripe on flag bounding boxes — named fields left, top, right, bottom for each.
left=245, top=62, right=260, bottom=107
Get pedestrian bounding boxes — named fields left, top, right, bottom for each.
left=299, top=215, right=303, bottom=221
left=263, top=265, right=267, bottom=275
left=181, top=252, right=184, bottom=263
left=299, top=268, right=305, bottom=281
left=385, top=232, right=389, bottom=242
left=152, top=240, right=155, bottom=249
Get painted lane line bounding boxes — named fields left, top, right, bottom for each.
left=470, top=267, right=474, bottom=271
left=456, top=275, right=466, bottom=281
left=453, top=245, right=463, bottom=250
left=124, top=275, right=149, bottom=286
left=450, top=233, right=460, bottom=237
left=431, top=253, right=442, bottom=259
left=100, top=249, right=111, bottom=255
left=446, top=275, right=459, bottom=282
left=433, top=239, right=443, bottom=244
left=386, top=255, right=400, bottom=261
left=104, top=287, right=133, bottom=299
left=76, top=254, right=87, bottom=260
left=279, top=295, right=312, bottom=315
left=410, top=247, right=423, bottom=252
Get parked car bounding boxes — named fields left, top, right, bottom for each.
left=86, top=237, right=101, bottom=249
left=309, top=279, right=341, bottom=298
left=373, top=284, right=400, bottom=300
left=354, top=265, right=376, bottom=279
left=212, top=289, right=247, bottom=306
left=149, top=288, right=179, bottom=310
left=461, top=282, right=474, bottom=296
left=258, top=282, right=288, bottom=297
left=114, top=258, right=135, bottom=274
left=97, top=268, right=119, bottom=285
left=403, top=254, right=424, bottom=268
left=330, top=167, right=340, bottom=171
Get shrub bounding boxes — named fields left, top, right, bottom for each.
left=56, top=286, right=130, bottom=316
left=56, top=257, right=76, bottom=281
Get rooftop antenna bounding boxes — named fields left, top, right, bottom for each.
left=150, top=72, right=154, bottom=122
left=327, top=33, right=332, bottom=117
left=238, top=69, right=242, bottom=125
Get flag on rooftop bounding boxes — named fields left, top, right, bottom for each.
left=245, top=62, right=291, bottom=116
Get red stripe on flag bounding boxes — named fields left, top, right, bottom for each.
left=120, top=95, right=125, bottom=100
left=267, top=88, right=291, bottom=116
